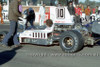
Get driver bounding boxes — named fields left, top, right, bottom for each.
left=45, top=19, right=54, bottom=32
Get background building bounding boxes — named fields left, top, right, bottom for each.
left=21, top=0, right=78, bottom=6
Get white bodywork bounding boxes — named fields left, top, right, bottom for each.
left=17, top=6, right=100, bottom=44
left=18, top=29, right=53, bottom=43
left=50, top=6, right=74, bottom=25
left=35, top=6, right=74, bottom=25
left=18, top=6, right=74, bottom=43
left=18, top=24, right=54, bottom=43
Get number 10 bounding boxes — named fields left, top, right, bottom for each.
left=57, top=8, right=65, bottom=19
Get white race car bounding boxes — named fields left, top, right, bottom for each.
left=1, top=6, right=97, bottom=53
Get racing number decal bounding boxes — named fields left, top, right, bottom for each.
left=56, top=8, right=65, bottom=19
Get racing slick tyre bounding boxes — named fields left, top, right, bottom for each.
left=59, top=30, right=84, bottom=53
left=0, top=31, right=8, bottom=43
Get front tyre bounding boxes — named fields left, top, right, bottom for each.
left=59, top=30, right=84, bottom=53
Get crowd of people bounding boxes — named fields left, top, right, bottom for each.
left=68, top=2, right=100, bottom=24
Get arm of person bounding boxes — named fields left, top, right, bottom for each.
left=12, top=1, right=21, bottom=17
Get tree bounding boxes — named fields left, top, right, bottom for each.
left=58, top=0, right=67, bottom=5
left=79, top=0, right=100, bottom=8
left=85, top=0, right=90, bottom=5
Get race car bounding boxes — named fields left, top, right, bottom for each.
left=0, top=6, right=100, bottom=53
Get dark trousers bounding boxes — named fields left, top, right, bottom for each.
left=2, top=21, right=19, bottom=45
left=98, top=10, right=100, bottom=14
left=25, top=19, right=35, bottom=29
left=75, top=15, right=80, bottom=23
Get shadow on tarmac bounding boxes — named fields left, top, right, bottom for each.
left=0, top=46, right=23, bottom=65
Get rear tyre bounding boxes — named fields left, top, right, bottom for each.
left=59, top=30, right=84, bottom=53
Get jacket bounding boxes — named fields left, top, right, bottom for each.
left=85, top=8, right=91, bottom=16
left=75, top=7, right=82, bottom=16
left=8, top=0, right=21, bottom=22
left=24, top=8, right=35, bottom=21
left=68, top=6, right=75, bottom=15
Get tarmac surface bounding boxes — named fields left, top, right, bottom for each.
left=0, top=23, right=100, bottom=67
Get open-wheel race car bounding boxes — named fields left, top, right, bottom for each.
left=0, top=6, right=100, bottom=53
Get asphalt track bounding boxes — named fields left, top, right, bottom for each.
left=0, top=24, right=100, bottom=67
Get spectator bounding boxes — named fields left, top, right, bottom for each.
left=24, top=8, right=35, bottom=29
left=1, top=0, right=22, bottom=47
left=55, top=0, right=59, bottom=6
left=85, top=5, right=91, bottom=22
left=68, top=2, right=75, bottom=15
left=39, top=4, right=46, bottom=26
left=68, top=2, right=75, bottom=22
left=3, top=3, right=8, bottom=11
left=96, top=6, right=98, bottom=14
left=81, top=4, right=85, bottom=13
left=92, top=8, right=96, bottom=14
left=74, top=5, right=82, bottom=23
left=57, top=3, right=62, bottom=7
left=0, top=2, right=4, bottom=24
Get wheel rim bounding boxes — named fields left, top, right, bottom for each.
left=62, top=37, right=74, bottom=49
left=0, top=34, right=4, bottom=42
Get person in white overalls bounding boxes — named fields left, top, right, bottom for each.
left=39, top=4, right=46, bottom=26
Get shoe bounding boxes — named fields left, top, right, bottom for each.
left=12, top=45, right=21, bottom=48
left=0, top=43, right=8, bottom=47
left=1, top=44, right=9, bottom=48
